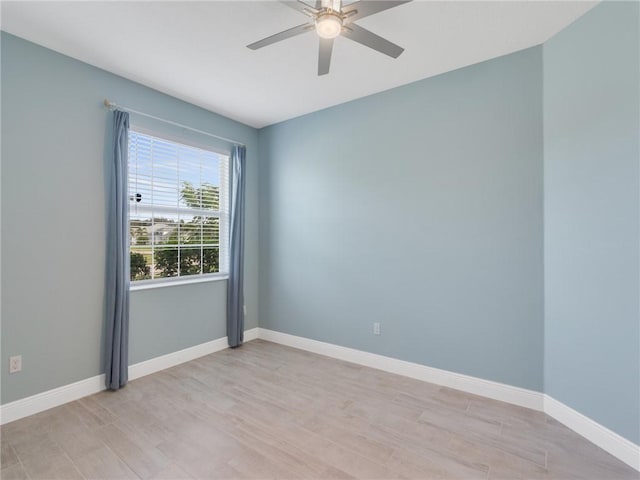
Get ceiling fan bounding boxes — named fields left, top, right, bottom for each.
left=247, top=0, right=412, bottom=76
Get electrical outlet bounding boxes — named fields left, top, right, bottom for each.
left=9, top=355, right=22, bottom=374
left=373, top=322, right=381, bottom=335
left=243, top=305, right=247, bottom=316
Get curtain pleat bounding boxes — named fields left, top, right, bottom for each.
left=105, top=110, right=130, bottom=390
left=227, top=145, right=246, bottom=347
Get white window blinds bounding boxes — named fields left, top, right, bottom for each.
left=128, top=130, right=229, bottom=283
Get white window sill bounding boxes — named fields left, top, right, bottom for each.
left=130, top=274, right=228, bottom=292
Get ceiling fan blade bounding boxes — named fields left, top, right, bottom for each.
left=280, top=1, right=319, bottom=16
left=342, top=1, right=412, bottom=24
left=341, top=23, right=404, bottom=58
left=247, top=23, right=313, bottom=50
left=318, top=38, right=334, bottom=75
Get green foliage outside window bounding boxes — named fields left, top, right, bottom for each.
left=129, top=182, right=221, bottom=281
left=130, top=252, right=150, bottom=281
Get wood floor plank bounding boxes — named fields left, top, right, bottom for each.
left=447, top=434, right=547, bottom=479
left=98, top=423, right=171, bottom=479
left=68, top=397, right=117, bottom=429
left=386, top=444, right=490, bottom=479
left=0, top=438, right=19, bottom=470
left=296, top=434, right=402, bottom=480
left=0, top=463, right=30, bottom=480
left=9, top=431, right=63, bottom=460
left=148, top=462, right=195, bottom=480
left=1, top=339, right=637, bottom=479
left=70, top=445, right=139, bottom=479
left=20, top=451, right=84, bottom=480
left=302, top=414, right=396, bottom=464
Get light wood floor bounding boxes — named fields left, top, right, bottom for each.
left=1, top=340, right=637, bottom=479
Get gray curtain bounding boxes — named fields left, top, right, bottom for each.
left=105, top=110, right=130, bottom=390
left=227, top=145, right=246, bottom=347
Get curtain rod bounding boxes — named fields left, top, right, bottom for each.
left=103, top=99, right=246, bottom=147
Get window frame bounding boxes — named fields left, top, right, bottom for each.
left=127, top=126, right=230, bottom=289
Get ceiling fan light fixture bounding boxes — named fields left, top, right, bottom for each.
left=247, top=1, right=411, bottom=75
left=315, top=13, right=342, bottom=39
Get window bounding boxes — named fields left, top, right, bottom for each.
left=128, top=129, right=229, bottom=284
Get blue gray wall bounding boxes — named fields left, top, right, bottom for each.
left=259, top=47, right=544, bottom=391
left=543, top=2, right=640, bottom=444
left=0, top=33, right=259, bottom=404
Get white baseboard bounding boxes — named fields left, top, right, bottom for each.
left=244, top=327, right=259, bottom=342
left=129, top=327, right=258, bottom=381
left=0, top=373, right=106, bottom=426
left=0, top=328, right=259, bottom=425
left=256, top=328, right=639, bottom=472
left=544, top=395, right=640, bottom=471
left=256, top=328, right=544, bottom=411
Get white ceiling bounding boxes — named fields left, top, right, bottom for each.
left=1, top=1, right=596, bottom=128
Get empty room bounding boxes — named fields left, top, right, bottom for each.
left=1, top=0, right=638, bottom=479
